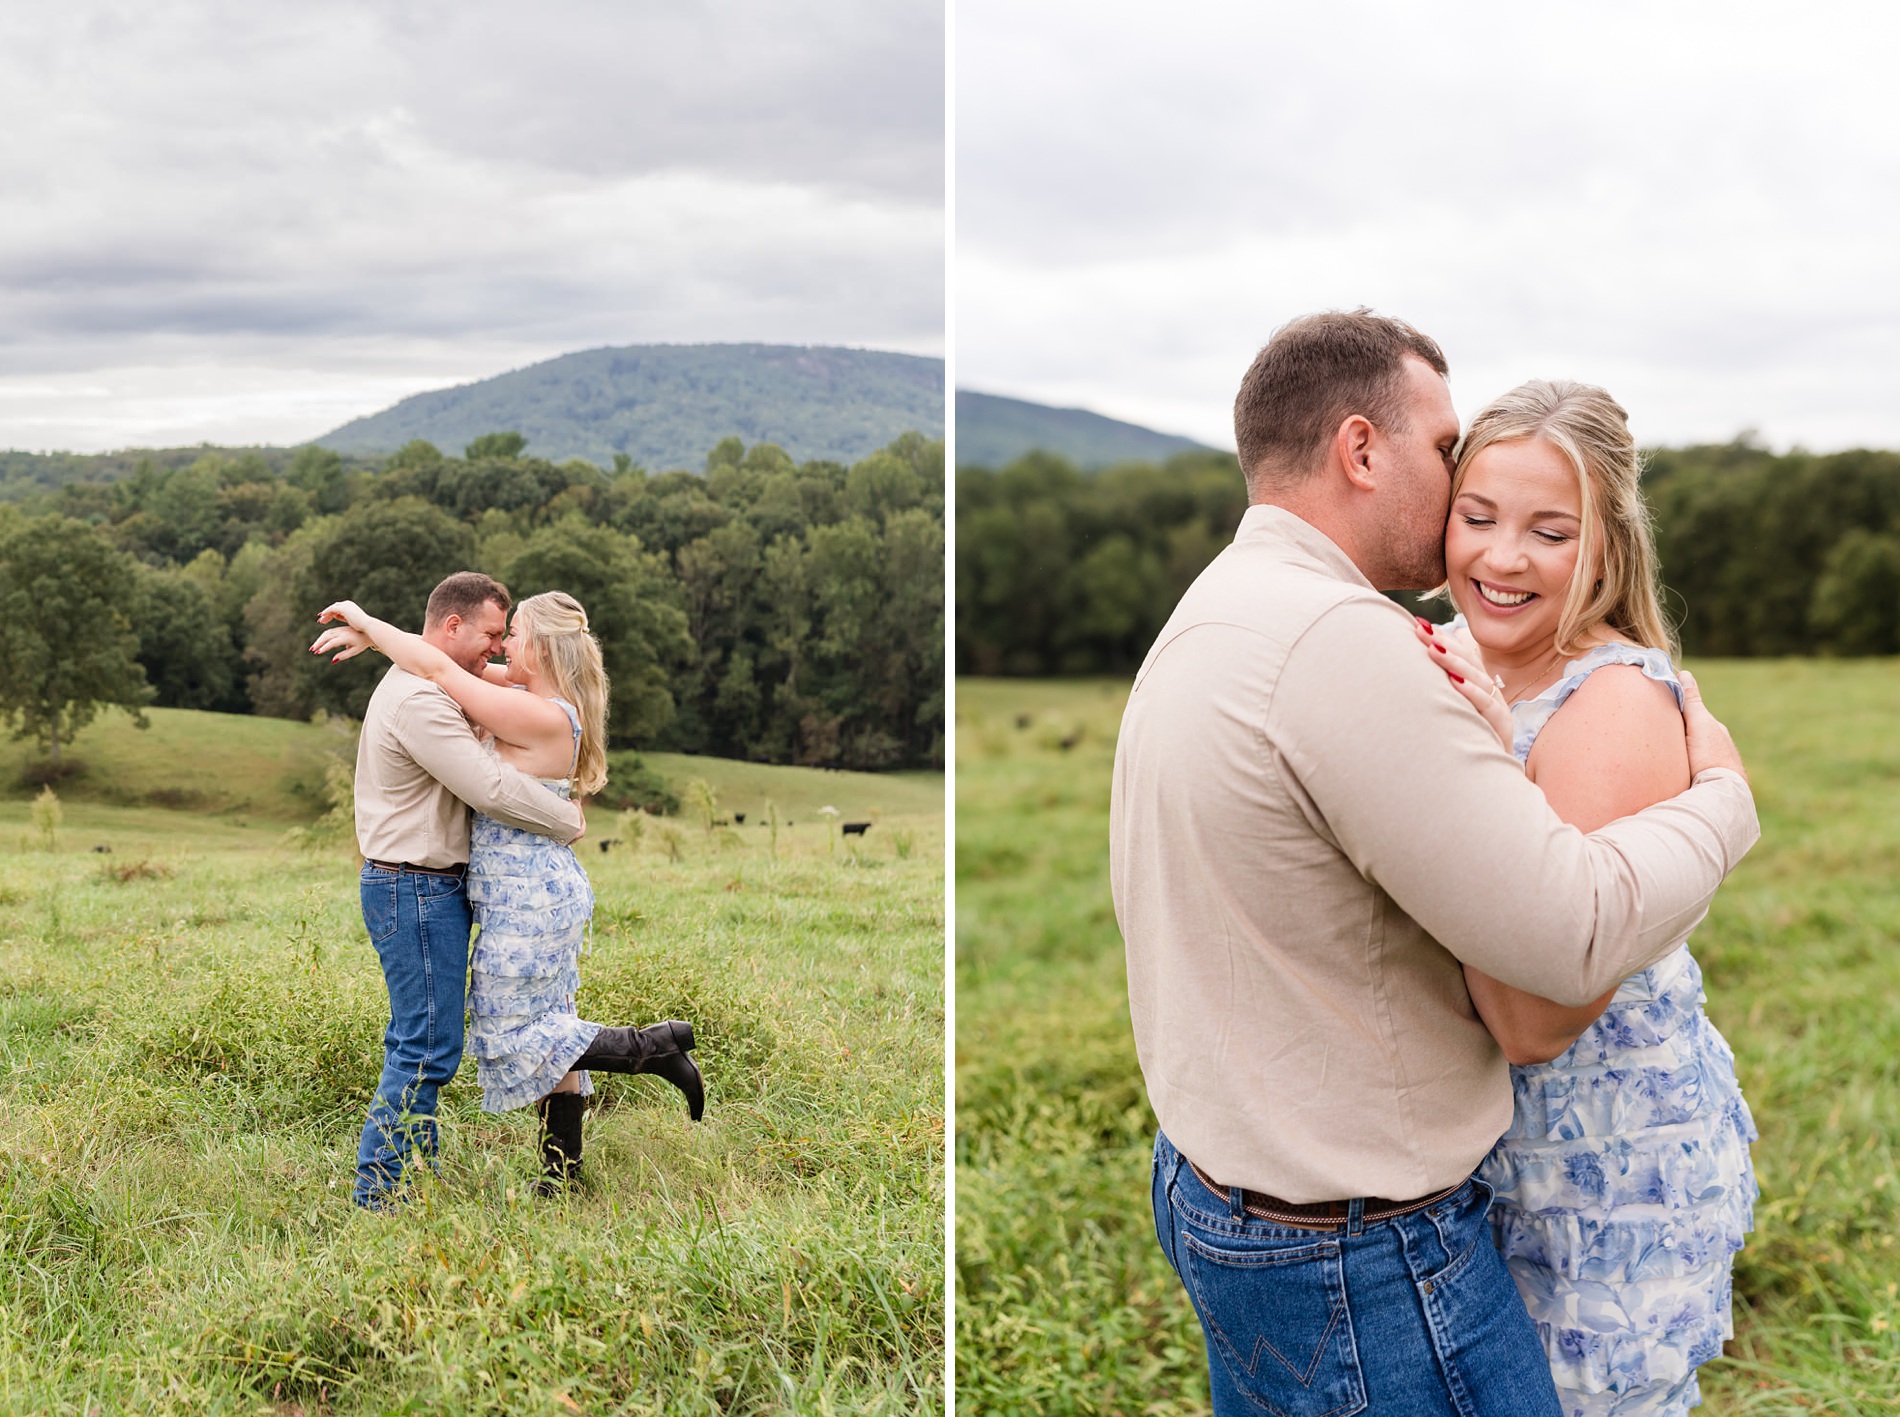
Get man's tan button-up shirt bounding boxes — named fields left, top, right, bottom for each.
left=1110, top=505, right=1759, bottom=1205
left=354, top=667, right=584, bottom=868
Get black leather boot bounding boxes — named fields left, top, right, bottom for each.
left=574, top=1021, right=705, bottom=1122
left=534, top=1091, right=585, bottom=1194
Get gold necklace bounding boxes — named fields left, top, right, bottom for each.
left=1499, top=647, right=1568, bottom=706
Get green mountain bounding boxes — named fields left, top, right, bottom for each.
left=318, top=343, right=944, bottom=470
left=955, top=389, right=1211, bottom=469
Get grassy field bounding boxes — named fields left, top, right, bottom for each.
left=0, top=713, right=943, bottom=831
left=0, top=710, right=944, bottom=1414
left=0, top=707, right=354, bottom=821
left=955, top=666, right=1900, bottom=1416
left=637, top=755, right=943, bottom=825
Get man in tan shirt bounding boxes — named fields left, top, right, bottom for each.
left=350, top=571, right=584, bottom=1208
left=1110, top=312, right=1759, bottom=1414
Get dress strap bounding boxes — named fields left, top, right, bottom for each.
left=1442, top=616, right=1682, bottom=765
left=1509, top=642, right=1683, bottom=765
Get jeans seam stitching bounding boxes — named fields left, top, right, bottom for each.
left=1249, top=1302, right=1347, bottom=1389
left=419, top=883, right=436, bottom=1066
left=1180, top=1230, right=1362, bottom=1417
left=1182, top=1232, right=1337, bottom=1267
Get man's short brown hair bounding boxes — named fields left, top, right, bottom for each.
left=1233, top=309, right=1449, bottom=489
left=424, top=571, right=510, bottom=628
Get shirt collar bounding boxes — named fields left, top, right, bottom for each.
left=1236, top=504, right=1377, bottom=593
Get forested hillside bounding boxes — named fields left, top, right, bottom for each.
left=2, top=430, right=942, bottom=770
left=0, top=446, right=386, bottom=504
left=954, top=390, right=1207, bottom=470
left=957, top=440, right=1900, bottom=674
left=318, top=344, right=944, bottom=472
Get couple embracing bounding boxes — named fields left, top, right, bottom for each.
left=1112, top=312, right=1759, bottom=1415
left=311, top=572, right=703, bottom=1210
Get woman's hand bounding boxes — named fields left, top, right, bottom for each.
left=318, top=600, right=373, bottom=632
left=1413, top=616, right=1514, bottom=753
left=310, top=623, right=375, bottom=663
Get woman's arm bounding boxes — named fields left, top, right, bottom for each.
left=1465, top=663, right=1694, bottom=1064
left=1464, top=970, right=1620, bottom=1066
left=313, top=601, right=569, bottom=751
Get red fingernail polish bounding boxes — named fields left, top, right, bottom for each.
left=1449, top=673, right=1464, bottom=684
left=1433, top=643, right=1447, bottom=653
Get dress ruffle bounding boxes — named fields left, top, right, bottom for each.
left=1491, top=1184, right=1752, bottom=1286
left=1455, top=641, right=1758, bottom=1416
left=1519, top=1315, right=1716, bottom=1414
left=1480, top=948, right=1756, bottom=1415
left=464, top=774, right=602, bottom=1113
left=465, top=819, right=595, bottom=943
left=1502, top=636, right=1685, bottom=765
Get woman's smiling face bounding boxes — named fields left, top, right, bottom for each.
left=502, top=614, right=536, bottom=685
left=1445, top=436, right=1592, bottom=660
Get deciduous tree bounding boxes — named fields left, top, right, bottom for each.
left=0, top=516, right=153, bottom=762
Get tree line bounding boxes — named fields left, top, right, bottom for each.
left=0, top=430, right=943, bottom=771
left=957, top=440, right=1900, bottom=674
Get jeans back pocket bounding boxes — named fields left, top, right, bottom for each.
left=1181, top=1230, right=1366, bottom=1417
left=361, top=873, right=401, bottom=945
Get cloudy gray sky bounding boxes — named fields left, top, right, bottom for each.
left=0, top=0, right=943, bottom=451
left=959, top=0, right=1900, bottom=453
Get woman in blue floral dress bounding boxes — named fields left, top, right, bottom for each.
left=1418, top=381, right=1756, bottom=1415
left=317, top=589, right=704, bottom=1191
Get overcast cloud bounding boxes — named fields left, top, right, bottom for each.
left=959, top=0, right=1900, bottom=453
left=0, top=0, right=943, bottom=451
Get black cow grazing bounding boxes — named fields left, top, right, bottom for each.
left=1015, top=714, right=1032, bottom=729
left=733, top=812, right=747, bottom=824
left=598, top=839, right=620, bottom=854
left=91, top=844, right=112, bottom=854
left=1058, top=731, right=1083, bottom=752
left=841, top=821, right=872, bottom=837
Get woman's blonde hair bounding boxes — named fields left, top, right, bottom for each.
left=513, top=591, right=610, bottom=796
left=1445, top=379, right=1675, bottom=659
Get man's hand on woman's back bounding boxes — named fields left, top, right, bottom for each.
left=1678, top=671, right=1747, bottom=782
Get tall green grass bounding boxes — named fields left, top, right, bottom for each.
left=955, top=666, right=1900, bottom=1416
left=0, top=765, right=943, bottom=1412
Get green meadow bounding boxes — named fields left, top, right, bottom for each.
left=955, top=666, right=1900, bottom=1416
left=0, top=709, right=943, bottom=1414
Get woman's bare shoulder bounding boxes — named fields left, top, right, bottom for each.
left=1562, top=658, right=1683, bottom=722
left=1528, top=662, right=1690, bottom=826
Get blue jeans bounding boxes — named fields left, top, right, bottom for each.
left=354, top=865, right=472, bottom=1207
left=1151, top=1129, right=1561, bottom=1417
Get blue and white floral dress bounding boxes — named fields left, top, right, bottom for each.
left=464, top=697, right=604, bottom=1113
left=1476, top=640, right=1757, bottom=1417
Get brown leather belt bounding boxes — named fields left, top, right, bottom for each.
left=366, top=859, right=467, bottom=879
left=1188, top=1158, right=1461, bottom=1230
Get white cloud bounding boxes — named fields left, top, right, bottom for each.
left=958, top=0, right=1900, bottom=451
left=0, top=0, right=943, bottom=451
